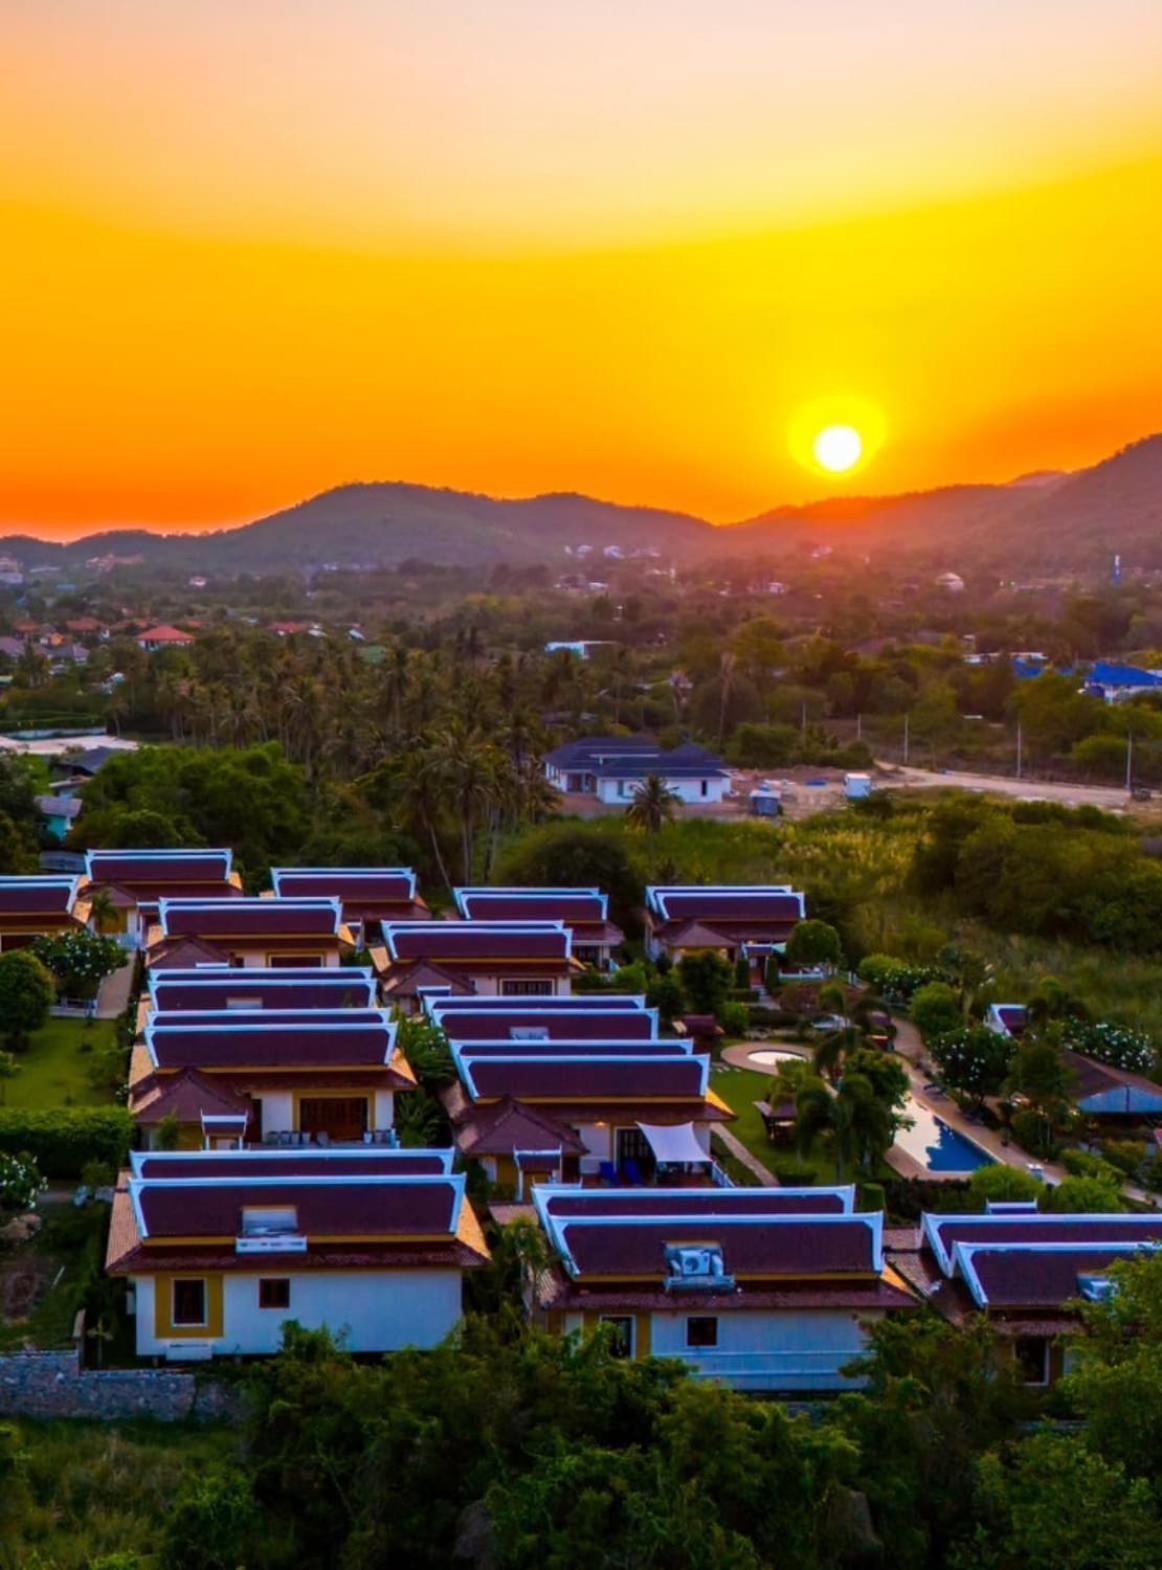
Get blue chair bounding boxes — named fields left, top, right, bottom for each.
left=599, top=1161, right=617, bottom=1185
left=623, top=1158, right=644, bottom=1186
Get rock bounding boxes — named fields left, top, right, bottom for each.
left=0, top=1215, right=39, bottom=1245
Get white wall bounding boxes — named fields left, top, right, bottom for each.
left=372, top=1090, right=395, bottom=1130
left=258, top=1091, right=294, bottom=1137
left=650, top=1307, right=876, bottom=1392
left=596, top=776, right=726, bottom=806
left=133, top=1268, right=465, bottom=1358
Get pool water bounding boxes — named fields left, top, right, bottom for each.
left=893, top=1098, right=994, bottom=1173
left=748, top=1049, right=805, bottom=1068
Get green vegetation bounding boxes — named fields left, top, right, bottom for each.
left=0, top=1019, right=120, bottom=1111
left=0, top=1107, right=133, bottom=1178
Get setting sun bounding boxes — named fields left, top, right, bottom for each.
left=813, top=425, right=863, bottom=474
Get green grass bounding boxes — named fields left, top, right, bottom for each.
left=3, top=1419, right=236, bottom=1570
left=0, top=1205, right=110, bottom=1353
left=1, top=1018, right=119, bottom=1111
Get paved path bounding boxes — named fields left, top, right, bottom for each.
left=95, top=958, right=135, bottom=1020
left=713, top=1126, right=778, bottom=1185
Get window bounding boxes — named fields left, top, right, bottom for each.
left=1014, top=1335, right=1049, bottom=1386
left=686, top=1316, right=719, bottom=1349
left=501, top=979, right=554, bottom=997
left=258, top=1278, right=291, bottom=1310
left=298, top=1097, right=368, bottom=1142
left=171, top=1278, right=207, bottom=1327
left=700, top=779, right=708, bottom=797
left=599, top=1315, right=634, bottom=1359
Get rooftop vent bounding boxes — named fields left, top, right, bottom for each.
left=985, top=1201, right=1040, bottom=1214
left=1077, top=1274, right=1117, bottom=1303
left=664, top=1243, right=734, bottom=1293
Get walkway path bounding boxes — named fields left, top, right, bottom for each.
left=95, top=959, right=135, bottom=1020
left=714, top=1126, right=778, bottom=1185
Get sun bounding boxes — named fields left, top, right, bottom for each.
left=813, top=424, right=863, bottom=474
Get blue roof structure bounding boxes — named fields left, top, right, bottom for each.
left=545, top=736, right=727, bottom=781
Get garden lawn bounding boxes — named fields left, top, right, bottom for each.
left=2, top=1018, right=119, bottom=1110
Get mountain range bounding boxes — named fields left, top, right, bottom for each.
left=4, top=434, right=1160, bottom=579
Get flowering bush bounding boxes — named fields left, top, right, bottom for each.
left=930, top=1025, right=1015, bottom=1102
left=857, top=954, right=943, bottom=1007
left=1062, top=1018, right=1156, bottom=1075
left=0, top=1150, right=45, bottom=1214
left=32, top=930, right=123, bottom=1000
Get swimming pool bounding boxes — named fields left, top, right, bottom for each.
left=893, top=1097, right=994, bottom=1174
left=747, top=1048, right=806, bottom=1069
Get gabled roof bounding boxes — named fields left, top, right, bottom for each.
left=646, top=885, right=806, bottom=924
left=532, top=1185, right=879, bottom=1282
left=270, top=867, right=424, bottom=912
left=954, top=1240, right=1158, bottom=1310
left=377, top=959, right=478, bottom=1000
left=456, top=1098, right=588, bottom=1158
left=1061, top=1050, right=1162, bottom=1113
left=87, top=848, right=235, bottom=888
left=106, top=1147, right=489, bottom=1275
left=130, top=1066, right=252, bottom=1125
left=455, top=1037, right=687, bottom=1058
left=145, top=1010, right=406, bottom=1076
left=149, top=967, right=377, bottom=1011
left=921, top=1211, right=1162, bottom=1279
left=382, top=920, right=573, bottom=963
left=426, top=992, right=647, bottom=1021
left=158, top=897, right=342, bottom=941
left=0, top=875, right=84, bottom=920
left=544, top=736, right=726, bottom=780
left=453, top=887, right=611, bottom=926
left=434, top=1004, right=658, bottom=1044
left=453, top=1043, right=709, bottom=1103
left=144, top=935, right=232, bottom=970
left=136, top=624, right=194, bottom=643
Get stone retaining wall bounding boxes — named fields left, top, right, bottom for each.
left=0, top=1348, right=242, bottom=1422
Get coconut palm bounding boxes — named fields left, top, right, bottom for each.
left=795, top=1070, right=894, bottom=1181
left=625, top=774, right=680, bottom=836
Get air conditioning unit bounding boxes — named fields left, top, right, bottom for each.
left=1077, top=1275, right=1117, bottom=1303
left=664, top=1243, right=735, bottom=1292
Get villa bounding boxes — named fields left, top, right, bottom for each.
left=84, top=849, right=242, bottom=947
left=269, top=868, right=429, bottom=947
left=146, top=898, right=352, bottom=970
left=442, top=1034, right=733, bottom=1189
left=148, top=966, right=378, bottom=1014
left=128, top=1008, right=415, bottom=1148
left=643, top=885, right=806, bottom=976
left=105, top=1147, right=489, bottom=1360
left=0, top=875, right=90, bottom=951
left=530, top=1185, right=915, bottom=1391
left=888, top=1205, right=1162, bottom=1385
left=543, top=736, right=730, bottom=805
left=452, top=887, right=624, bottom=969
left=373, top=920, right=579, bottom=1012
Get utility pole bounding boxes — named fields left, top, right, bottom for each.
left=903, top=712, right=910, bottom=766
left=1126, top=733, right=1134, bottom=794
left=1016, top=719, right=1022, bottom=781
left=856, top=712, right=863, bottom=742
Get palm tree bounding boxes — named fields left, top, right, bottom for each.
left=626, top=774, right=680, bottom=836
left=795, top=1071, right=894, bottom=1181
left=87, top=889, right=119, bottom=937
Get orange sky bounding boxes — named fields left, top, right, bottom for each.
left=2, top=1, right=1162, bottom=536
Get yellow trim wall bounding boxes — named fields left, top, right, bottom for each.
left=153, top=1273, right=225, bottom=1339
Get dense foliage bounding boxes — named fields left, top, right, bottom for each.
left=0, top=1107, right=133, bottom=1178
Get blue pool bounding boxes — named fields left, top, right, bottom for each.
left=893, top=1098, right=994, bottom=1173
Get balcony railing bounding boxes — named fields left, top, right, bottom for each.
left=655, top=1347, right=864, bottom=1391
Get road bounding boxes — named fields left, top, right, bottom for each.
left=878, top=763, right=1132, bottom=811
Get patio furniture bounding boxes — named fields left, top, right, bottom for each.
left=599, top=1161, right=616, bottom=1185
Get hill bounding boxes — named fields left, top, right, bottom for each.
left=1, top=434, right=1159, bottom=577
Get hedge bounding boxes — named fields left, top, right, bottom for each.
left=0, top=1107, right=134, bottom=1178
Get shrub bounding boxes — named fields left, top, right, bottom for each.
left=967, top=1164, right=1041, bottom=1210
left=676, top=951, right=733, bottom=1017
left=929, top=1025, right=1014, bottom=1103
left=1010, top=1107, right=1056, bottom=1159
left=857, top=1181, right=885, bottom=1212
left=0, top=1107, right=133, bottom=1178
left=770, top=1157, right=818, bottom=1186
left=1061, top=1148, right=1123, bottom=1187
left=1061, top=1018, right=1156, bottom=1074
left=1100, top=1139, right=1147, bottom=1177
left=858, top=955, right=942, bottom=1007
left=784, top=919, right=843, bottom=971
left=645, top=972, right=685, bottom=1029
left=1039, top=1176, right=1123, bottom=1213
left=719, top=1001, right=751, bottom=1039
left=910, top=981, right=962, bottom=1043
left=0, top=1149, right=44, bottom=1213
left=0, top=949, right=54, bottom=1048
left=31, top=929, right=124, bottom=999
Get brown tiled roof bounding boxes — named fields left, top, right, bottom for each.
left=464, top=1055, right=708, bottom=1102
left=131, top=1067, right=252, bottom=1124
left=965, top=1245, right=1139, bottom=1309
left=88, top=852, right=233, bottom=885
left=926, top=1214, right=1162, bottom=1273
left=542, top=1189, right=850, bottom=1218
left=438, top=1007, right=655, bottom=1042
left=456, top=1098, right=587, bottom=1158
left=378, top=959, right=477, bottom=997
left=134, top=1152, right=449, bottom=1180
left=150, top=973, right=377, bottom=1010
left=559, top=1216, right=881, bottom=1278
left=0, top=878, right=80, bottom=918
left=385, top=923, right=571, bottom=962
left=145, top=936, right=227, bottom=970
left=1062, top=1049, right=1162, bottom=1104
left=539, top=1276, right=916, bottom=1314
left=654, top=891, right=803, bottom=923
left=138, top=1175, right=461, bottom=1239
left=148, top=1015, right=396, bottom=1071
left=161, top=899, right=340, bottom=939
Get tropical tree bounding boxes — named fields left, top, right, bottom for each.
left=0, top=1050, right=20, bottom=1105
left=625, top=773, right=680, bottom=836
left=783, top=919, right=843, bottom=973
left=0, top=950, right=54, bottom=1050
left=795, top=1069, right=895, bottom=1180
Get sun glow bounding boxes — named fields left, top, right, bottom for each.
left=813, top=425, right=863, bottom=474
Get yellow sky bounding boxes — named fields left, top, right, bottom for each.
left=2, top=1, right=1162, bottom=533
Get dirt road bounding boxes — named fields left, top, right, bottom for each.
left=878, top=763, right=1132, bottom=811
